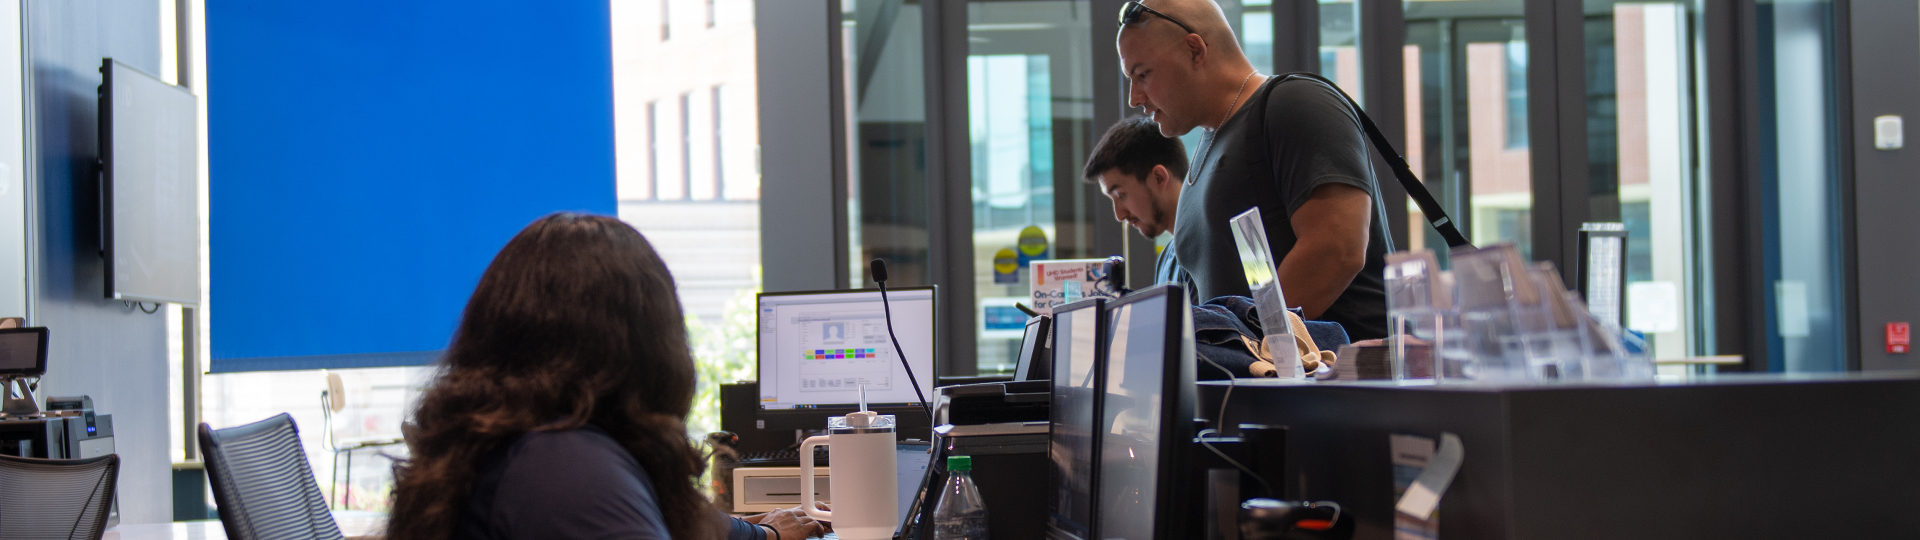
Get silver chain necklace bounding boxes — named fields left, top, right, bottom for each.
left=1185, top=70, right=1259, bottom=186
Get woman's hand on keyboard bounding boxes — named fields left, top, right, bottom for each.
left=759, top=504, right=829, bottom=539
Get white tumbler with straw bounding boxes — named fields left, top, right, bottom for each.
left=801, top=386, right=899, bottom=540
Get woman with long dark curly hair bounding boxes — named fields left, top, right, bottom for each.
left=386, top=213, right=822, bottom=540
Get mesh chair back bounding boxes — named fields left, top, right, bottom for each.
left=0, top=453, right=119, bottom=540
left=199, top=413, right=345, bottom=540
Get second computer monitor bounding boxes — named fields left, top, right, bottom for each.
left=756, top=287, right=936, bottom=410
left=1047, top=299, right=1104, bottom=540
left=1013, top=315, right=1053, bottom=382
left=0, top=327, right=49, bottom=377
left=1096, top=284, right=1195, bottom=540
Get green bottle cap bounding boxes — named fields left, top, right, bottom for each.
left=947, top=455, right=972, bottom=471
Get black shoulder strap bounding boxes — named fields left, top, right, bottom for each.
left=1264, top=72, right=1474, bottom=249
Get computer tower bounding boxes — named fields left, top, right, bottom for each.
left=901, top=423, right=1048, bottom=540
left=721, top=382, right=794, bottom=455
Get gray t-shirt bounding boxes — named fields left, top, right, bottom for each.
left=1165, top=75, right=1389, bottom=341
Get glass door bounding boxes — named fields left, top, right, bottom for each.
left=1756, top=0, right=1847, bottom=372
left=964, top=0, right=1095, bottom=375
left=845, top=0, right=933, bottom=288
left=1404, top=0, right=1530, bottom=262
left=1577, top=0, right=1706, bottom=361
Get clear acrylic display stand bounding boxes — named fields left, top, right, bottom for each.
left=1384, top=250, right=1449, bottom=381
left=1228, top=208, right=1304, bottom=378
left=1526, top=263, right=1589, bottom=380
left=1448, top=244, right=1541, bottom=382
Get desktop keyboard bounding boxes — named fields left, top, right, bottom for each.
left=734, top=446, right=829, bottom=468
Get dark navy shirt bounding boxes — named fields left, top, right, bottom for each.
left=1169, top=75, right=1390, bottom=341
left=456, top=425, right=765, bottom=540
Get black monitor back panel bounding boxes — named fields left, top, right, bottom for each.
left=719, top=382, right=789, bottom=454
left=722, top=381, right=933, bottom=450
left=1093, top=285, right=1196, bottom=540
left=1013, top=315, right=1053, bottom=382
left=1046, top=299, right=1104, bottom=540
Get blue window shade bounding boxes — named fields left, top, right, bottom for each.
left=209, top=1, right=616, bottom=372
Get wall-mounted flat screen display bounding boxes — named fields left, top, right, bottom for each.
left=101, top=58, right=200, bottom=304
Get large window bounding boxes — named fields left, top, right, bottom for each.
left=609, top=0, right=764, bottom=431
left=200, top=0, right=767, bottom=513
left=1580, top=1, right=1706, bottom=362
left=843, top=0, right=1106, bottom=376
left=1322, top=0, right=1359, bottom=94
left=845, top=0, right=932, bottom=289
left=1242, top=0, right=1274, bottom=73
left=201, top=367, right=428, bottom=511
left=1404, top=0, right=1532, bottom=259
left=1756, top=0, right=1846, bottom=372
left=964, top=0, right=1095, bottom=375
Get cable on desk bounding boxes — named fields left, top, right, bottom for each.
left=1197, top=428, right=1275, bottom=499
left=1199, top=355, right=1237, bottom=434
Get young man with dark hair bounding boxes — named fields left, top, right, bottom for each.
left=1082, top=116, right=1189, bottom=285
left=1083, top=116, right=1187, bottom=238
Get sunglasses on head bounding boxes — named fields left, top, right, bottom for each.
left=1118, top=1, right=1197, bottom=35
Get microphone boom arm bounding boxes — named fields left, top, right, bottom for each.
left=871, top=258, right=934, bottom=424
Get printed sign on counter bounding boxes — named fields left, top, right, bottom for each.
left=1030, top=259, right=1121, bottom=315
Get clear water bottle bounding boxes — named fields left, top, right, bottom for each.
left=932, top=455, right=989, bottom=540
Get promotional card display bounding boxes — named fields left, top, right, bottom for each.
left=1527, top=263, right=1598, bottom=379
left=1384, top=251, right=1449, bottom=381
left=1449, top=245, right=1541, bottom=382
left=1228, top=208, right=1304, bottom=378
left=1385, top=243, right=1653, bottom=385
left=1029, top=259, right=1123, bottom=316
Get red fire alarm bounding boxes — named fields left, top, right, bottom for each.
left=1888, top=322, right=1910, bottom=354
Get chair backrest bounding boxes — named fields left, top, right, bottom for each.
left=0, top=453, right=119, bottom=540
left=199, top=413, right=345, bottom=540
left=325, top=372, right=345, bottom=414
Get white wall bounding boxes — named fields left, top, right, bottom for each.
left=27, top=0, right=173, bottom=524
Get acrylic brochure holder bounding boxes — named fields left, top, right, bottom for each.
left=1448, top=244, right=1540, bottom=382
left=1384, top=250, right=1449, bottom=381
left=1526, top=263, right=1590, bottom=379
left=1442, top=244, right=1656, bottom=384
left=1228, top=207, right=1305, bottom=378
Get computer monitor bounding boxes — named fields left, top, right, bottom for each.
left=0, top=327, right=48, bottom=377
left=1095, top=285, right=1195, bottom=540
left=1046, top=299, right=1104, bottom=540
left=1013, top=315, right=1053, bottom=382
left=756, top=287, right=936, bottom=414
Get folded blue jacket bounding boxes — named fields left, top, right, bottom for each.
left=1191, top=296, right=1352, bottom=381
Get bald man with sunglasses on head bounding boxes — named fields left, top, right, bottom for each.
left=1116, top=0, right=1389, bottom=341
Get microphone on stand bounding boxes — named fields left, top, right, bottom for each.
left=871, top=258, right=933, bottom=423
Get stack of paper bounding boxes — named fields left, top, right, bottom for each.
left=1330, top=342, right=1394, bottom=380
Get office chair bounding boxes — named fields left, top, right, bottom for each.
left=320, top=372, right=404, bottom=510
left=0, top=453, right=119, bottom=540
left=200, top=413, right=347, bottom=540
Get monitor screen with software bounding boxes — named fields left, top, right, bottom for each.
left=1095, top=285, right=1195, bottom=540
left=757, top=287, right=936, bottom=409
